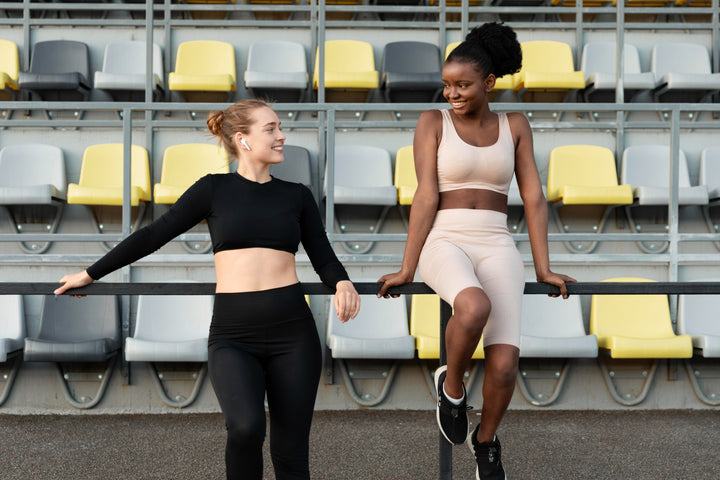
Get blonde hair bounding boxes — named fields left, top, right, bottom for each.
left=207, top=99, right=271, bottom=158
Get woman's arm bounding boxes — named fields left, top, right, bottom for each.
left=377, top=110, right=442, bottom=297
left=54, top=175, right=214, bottom=295
left=299, top=185, right=360, bottom=322
left=511, top=113, right=575, bottom=298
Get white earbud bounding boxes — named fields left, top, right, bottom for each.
left=240, top=138, right=251, bottom=151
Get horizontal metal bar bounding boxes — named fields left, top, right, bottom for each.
left=3, top=281, right=720, bottom=296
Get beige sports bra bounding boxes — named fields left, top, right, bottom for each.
left=436, top=109, right=515, bottom=195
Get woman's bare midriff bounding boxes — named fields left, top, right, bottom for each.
left=438, top=188, right=508, bottom=214
left=214, top=248, right=299, bottom=293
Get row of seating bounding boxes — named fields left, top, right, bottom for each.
left=3, top=142, right=720, bottom=254
left=1, top=38, right=718, bottom=105
left=1, top=278, right=717, bottom=409
left=326, top=277, right=720, bottom=407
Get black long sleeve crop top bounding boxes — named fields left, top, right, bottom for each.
left=86, top=172, right=350, bottom=290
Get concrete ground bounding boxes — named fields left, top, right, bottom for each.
left=0, top=409, right=717, bottom=479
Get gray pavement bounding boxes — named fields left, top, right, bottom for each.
left=0, top=409, right=717, bottom=480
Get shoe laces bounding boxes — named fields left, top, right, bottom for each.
left=473, top=439, right=502, bottom=466
left=438, top=393, right=474, bottom=418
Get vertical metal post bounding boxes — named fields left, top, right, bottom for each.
left=439, top=299, right=453, bottom=480
left=120, top=108, right=133, bottom=384
left=668, top=108, right=680, bottom=283
left=325, top=108, right=336, bottom=236
left=461, top=0, right=468, bottom=39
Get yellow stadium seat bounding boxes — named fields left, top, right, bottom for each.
left=313, top=40, right=379, bottom=102
left=154, top=144, right=229, bottom=204
left=0, top=39, right=19, bottom=100
left=513, top=41, right=585, bottom=101
left=410, top=294, right=484, bottom=360
left=394, top=145, right=416, bottom=206
left=590, top=277, right=693, bottom=405
left=67, top=144, right=151, bottom=249
left=547, top=145, right=633, bottom=253
left=168, top=41, right=236, bottom=102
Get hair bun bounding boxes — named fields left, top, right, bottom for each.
left=464, top=22, right=522, bottom=78
left=207, top=110, right=225, bottom=137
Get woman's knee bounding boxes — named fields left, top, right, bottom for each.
left=453, top=288, right=492, bottom=329
left=225, top=413, right=266, bottom=449
left=484, top=345, right=519, bottom=388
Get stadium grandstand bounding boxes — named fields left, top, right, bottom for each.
left=1, top=0, right=719, bottom=421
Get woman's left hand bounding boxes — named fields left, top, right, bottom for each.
left=537, top=270, right=576, bottom=299
left=334, top=280, right=361, bottom=323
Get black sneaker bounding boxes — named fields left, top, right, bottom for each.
left=467, top=424, right=507, bottom=480
left=434, top=365, right=472, bottom=445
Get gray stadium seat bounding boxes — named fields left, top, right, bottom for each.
left=24, top=295, right=120, bottom=409
left=677, top=286, right=720, bottom=405
left=244, top=40, right=308, bottom=103
left=18, top=40, right=91, bottom=103
left=125, top=290, right=212, bottom=408
left=699, top=145, right=720, bottom=249
left=0, top=294, right=24, bottom=407
left=326, top=289, right=414, bottom=406
left=621, top=145, right=709, bottom=253
left=0, top=144, right=66, bottom=254
left=380, top=41, right=442, bottom=103
left=270, top=144, right=314, bottom=193
left=581, top=42, right=655, bottom=103
left=94, top=41, right=164, bottom=101
left=518, top=294, right=598, bottom=406
left=324, top=145, right=398, bottom=253
left=651, top=42, right=720, bottom=103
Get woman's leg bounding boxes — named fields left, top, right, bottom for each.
left=208, top=342, right=268, bottom=480
left=477, top=343, right=519, bottom=442
left=443, top=286, right=492, bottom=399
left=264, top=314, right=322, bottom=480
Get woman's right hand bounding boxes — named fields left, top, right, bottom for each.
left=377, top=270, right=414, bottom=298
left=54, top=270, right=94, bottom=296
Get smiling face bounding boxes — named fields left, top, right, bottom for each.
left=441, top=59, right=496, bottom=116
left=236, top=106, right=286, bottom=165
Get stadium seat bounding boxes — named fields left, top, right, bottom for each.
left=513, top=41, right=586, bottom=103
left=244, top=40, right=308, bottom=103
left=245, top=0, right=297, bottom=21
left=168, top=40, right=236, bottom=103
left=590, top=277, right=693, bottom=405
left=677, top=285, right=720, bottom=405
left=621, top=145, right=709, bottom=253
left=154, top=143, right=229, bottom=204
left=699, top=145, right=720, bottom=249
left=94, top=41, right=164, bottom=102
left=651, top=42, right=720, bottom=104
left=326, top=291, right=414, bottom=406
left=380, top=41, right=442, bottom=103
left=410, top=294, right=484, bottom=397
left=0, top=39, right=19, bottom=101
left=394, top=145, right=416, bottom=229
left=125, top=289, right=213, bottom=408
left=179, top=0, right=236, bottom=20
left=18, top=40, right=91, bottom=105
left=67, top=143, right=152, bottom=249
left=324, top=145, right=397, bottom=253
left=270, top=144, right=314, bottom=192
left=547, top=145, right=633, bottom=253
left=154, top=143, right=229, bottom=253
left=518, top=294, right=597, bottom=406
left=312, top=40, right=379, bottom=103
left=0, top=144, right=66, bottom=254
left=24, top=295, right=121, bottom=409
left=506, top=174, right=547, bottom=237
left=0, top=295, right=24, bottom=407
left=580, top=42, right=656, bottom=103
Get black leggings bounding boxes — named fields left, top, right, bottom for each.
left=208, top=284, right=322, bottom=480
